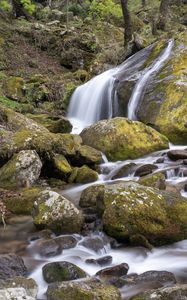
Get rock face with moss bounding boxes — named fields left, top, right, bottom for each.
left=47, top=279, right=122, bottom=300
left=69, top=165, right=98, bottom=184
left=137, top=34, right=187, bottom=144
left=32, top=190, right=84, bottom=234
left=81, top=118, right=169, bottom=161
left=81, top=181, right=187, bottom=246
left=0, top=150, right=42, bottom=188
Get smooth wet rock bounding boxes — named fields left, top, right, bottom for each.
left=86, top=255, right=113, bottom=266
left=43, top=261, right=87, bottom=283
left=99, top=182, right=187, bottom=246
left=81, top=117, right=169, bottom=161
left=46, top=278, right=122, bottom=300
left=35, top=239, right=62, bottom=257
left=96, top=263, right=129, bottom=277
left=54, top=235, right=77, bottom=250
left=0, top=150, right=42, bottom=188
left=167, top=149, right=187, bottom=161
left=112, top=163, right=136, bottom=180
left=134, top=164, right=158, bottom=177
left=131, top=283, right=187, bottom=300
left=0, top=277, right=38, bottom=298
left=0, top=254, right=27, bottom=280
left=79, top=236, right=107, bottom=252
left=32, top=190, right=84, bottom=234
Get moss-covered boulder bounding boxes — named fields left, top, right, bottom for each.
left=138, top=172, right=166, bottom=190
left=72, top=145, right=102, bottom=166
left=0, top=277, right=38, bottom=298
left=69, top=165, right=98, bottom=184
left=43, top=261, right=87, bottom=283
left=137, top=34, right=187, bottom=144
left=3, top=76, right=25, bottom=101
left=81, top=118, right=169, bottom=161
left=97, top=182, right=187, bottom=246
left=1, top=187, right=42, bottom=215
left=79, top=184, right=105, bottom=208
left=26, top=113, right=72, bottom=133
left=32, top=190, right=84, bottom=234
left=52, top=154, right=72, bottom=178
left=0, top=150, right=42, bottom=188
left=47, top=279, right=122, bottom=300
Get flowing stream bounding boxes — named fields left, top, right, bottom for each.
left=2, top=40, right=187, bottom=299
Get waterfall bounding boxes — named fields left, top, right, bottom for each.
left=67, top=40, right=173, bottom=133
left=127, top=39, right=174, bottom=120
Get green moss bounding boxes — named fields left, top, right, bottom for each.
left=69, top=165, right=98, bottom=184
left=3, top=77, right=25, bottom=101
left=139, top=172, right=166, bottom=190
left=53, top=154, right=72, bottom=174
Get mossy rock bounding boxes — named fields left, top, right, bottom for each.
left=3, top=77, right=25, bottom=101
left=43, top=261, right=87, bottom=283
left=1, top=187, right=42, bottom=215
left=73, top=145, right=102, bottom=166
left=79, top=184, right=105, bottom=208
left=32, top=190, right=84, bottom=234
left=26, top=113, right=72, bottom=133
left=52, top=154, right=72, bottom=177
left=138, top=172, right=166, bottom=190
left=81, top=118, right=169, bottom=161
left=47, top=279, right=122, bottom=300
left=98, top=182, right=187, bottom=246
left=0, top=277, right=38, bottom=298
left=138, top=34, right=187, bottom=144
left=0, top=150, right=42, bottom=189
left=69, top=165, right=98, bottom=184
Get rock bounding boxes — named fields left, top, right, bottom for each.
left=184, top=159, right=187, bottom=165
left=167, top=149, right=187, bottom=161
left=79, top=185, right=105, bottom=208
left=81, top=118, right=169, bottom=161
left=35, top=239, right=62, bottom=257
left=46, top=278, right=122, bottom=300
left=112, top=163, right=136, bottom=180
left=54, top=235, right=77, bottom=250
left=0, top=254, right=27, bottom=280
left=52, top=154, right=72, bottom=178
left=137, top=37, right=187, bottom=144
left=138, top=172, right=166, bottom=190
left=26, top=113, right=72, bottom=134
left=79, top=236, right=107, bottom=252
left=0, top=287, right=35, bottom=300
left=98, top=181, right=187, bottom=246
left=131, top=284, right=187, bottom=300
left=96, top=263, right=129, bottom=278
left=72, top=145, right=102, bottom=166
left=69, top=165, right=98, bottom=184
left=86, top=255, right=112, bottom=266
left=3, top=76, right=25, bottom=101
left=1, top=187, right=42, bottom=215
left=32, top=190, right=84, bottom=234
left=134, top=164, right=158, bottom=177
left=0, top=277, right=38, bottom=298
left=43, top=261, right=87, bottom=283
left=0, top=150, right=42, bottom=188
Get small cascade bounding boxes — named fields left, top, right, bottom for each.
left=127, top=39, right=174, bottom=120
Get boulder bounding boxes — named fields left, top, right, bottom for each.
left=0, top=277, right=38, bottom=298
left=26, top=113, right=72, bottom=133
left=52, top=154, right=72, bottom=178
left=54, top=235, right=77, bottom=249
left=131, top=284, right=187, bottom=300
left=96, top=182, right=187, bottom=246
left=32, top=190, right=84, bottom=234
left=46, top=279, right=122, bottom=300
left=79, top=236, right=107, bottom=252
left=134, top=164, right=158, bottom=177
left=0, top=254, right=27, bottom=280
left=81, top=118, right=169, bottom=161
left=43, top=261, right=87, bottom=283
left=72, top=145, right=102, bottom=166
left=86, top=256, right=112, bottom=267
left=69, top=165, right=98, bottom=184
left=0, top=150, right=42, bottom=188
left=138, top=172, right=166, bottom=190
left=167, top=149, right=187, bottom=161
left=96, top=263, right=129, bottom=278
left=79, top=185, right=105, bottom=208
left=137, top=35, right=187, bottom=144
left=34, top=238, right=62, bottom=257
left=112, top=163, right=136, bottom=180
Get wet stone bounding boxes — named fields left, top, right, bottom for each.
left=79, top=236, right=107, bottom=252
left=86, top=255, right=113, bottom=266
left=134, top=164, right=158, bottom=177
left=96, top=263, right=129, bottom=278
left=54, top=235, right=77, bottom=250
left=167, top=150, right=187, bottom=161
left=0, top=254, right=27, bottom=280
left=35, top=238, right=62, bottom=257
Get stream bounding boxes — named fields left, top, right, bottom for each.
left=1, top=40, right=187, bottom=299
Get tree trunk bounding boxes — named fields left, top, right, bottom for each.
left=120, top=0, right=133, bottom=45
left=158, top=0, right=169, bottom=31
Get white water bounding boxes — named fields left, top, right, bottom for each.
left=127, top=39, right=174, bottom=120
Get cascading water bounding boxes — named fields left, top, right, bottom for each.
left=127, top=39, right=174, bottom=120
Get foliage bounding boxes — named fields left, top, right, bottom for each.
left=0, top=0, right=35, bottom=14
left=0, top=0, right=11, bottom=11
left=86, top=0, right=122, bottom=21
